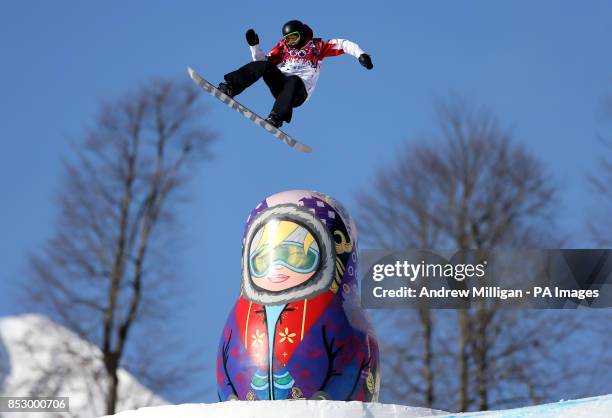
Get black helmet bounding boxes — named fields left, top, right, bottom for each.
left=282, top=20, right=304, bottom=37
left=282, top=20, right=306, bottom=47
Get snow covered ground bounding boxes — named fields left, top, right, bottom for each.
left=0, top=314, right=166, bottom=418
left=102, top=400, right=445, bottom=418
left=101, top=395, right=612, bottom=418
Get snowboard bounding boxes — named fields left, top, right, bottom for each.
left=187, top=67, right=312, bottom=153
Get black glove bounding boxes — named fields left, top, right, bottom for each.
left=245, top=29, right=259, bottom=46
left=359, top=53, right=373, bottom=70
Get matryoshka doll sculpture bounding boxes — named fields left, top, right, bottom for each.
left=216, top=190, right=380, bottom=402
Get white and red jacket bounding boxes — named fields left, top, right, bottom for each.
left=249, top=27, right=365, bottom=99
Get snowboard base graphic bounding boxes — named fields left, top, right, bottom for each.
left=187, top=67, right=312, bottom=153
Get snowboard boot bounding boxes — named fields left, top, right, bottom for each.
left=217, top=82, right=235, bottom=98
left=265, top=112, right=283, bottom=128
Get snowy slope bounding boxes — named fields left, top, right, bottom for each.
left=101, top=395, right=612, bottom=418
left=102, top=400, right=446, bottom=418
left=0, top=333, right=8, bottom=392
left=0, top=314, right=166, bottom=418
left=436, top=395, right=612, bottom=417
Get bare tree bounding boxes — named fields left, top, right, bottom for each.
left=578, top=89, right=612, bottom=399
left=24, top=79, right=216, bottom=415
left=588, top=90, right=612, bottom=245
left=587, top=141, right=612, bottom=245
left=357, top=98, right=585, bottom=412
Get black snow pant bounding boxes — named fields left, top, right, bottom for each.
left=224, top=61, right=308, bottom=123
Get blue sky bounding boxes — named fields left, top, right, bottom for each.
left=1, top=0, right=611, bottom=403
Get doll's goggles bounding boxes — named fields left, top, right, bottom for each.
left=249, top=242, right=320, bottom=277
left=284, top=31, right=301, bottom=46
left=248, top=218, right=321, bottom=277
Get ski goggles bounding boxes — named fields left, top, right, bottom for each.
left=283, top=31, right=301, bottom=46
left=249, top=241, right=320, bottom=277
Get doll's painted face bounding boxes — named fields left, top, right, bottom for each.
left=248, top=220, right=320, bottom=292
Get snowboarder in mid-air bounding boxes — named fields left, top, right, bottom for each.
left=218, top=20, right=373, bottom=128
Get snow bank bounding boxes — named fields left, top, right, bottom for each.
left=0, top=314, right=166, bottom=418
left=437, top=395, right=612, bottom=417
left=101, top=395, right=612, bottom=418
left=101, top=400, right=445, bottom=418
